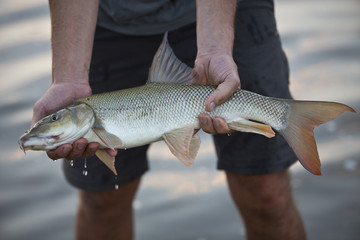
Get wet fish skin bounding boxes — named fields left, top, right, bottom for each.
left=75, top=83, right=287, bottom=150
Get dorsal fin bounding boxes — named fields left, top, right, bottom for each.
left=147, top=32, right=194, bottom=85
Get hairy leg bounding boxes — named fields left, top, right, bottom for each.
left=76, top=178, right=141, bottom=240
left=226, top=170, right=306, bottom=240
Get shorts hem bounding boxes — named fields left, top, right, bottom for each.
left=63, top=162, right=149, bottom=192
left=217, top=158, right=297, bottom=175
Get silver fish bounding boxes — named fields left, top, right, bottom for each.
left=18, top=34, right=356, bottom=175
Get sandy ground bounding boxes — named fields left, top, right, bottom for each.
left=0, top=0, right=359, bottom=239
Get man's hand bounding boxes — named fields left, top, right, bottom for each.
left=32, top=82, right=91, bottom=126
left=31, top=82, right=117, bottom=160
left=193, top=53, right=240, bottom=134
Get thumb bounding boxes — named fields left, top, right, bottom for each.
left=205, top=74, right=240, bottom=112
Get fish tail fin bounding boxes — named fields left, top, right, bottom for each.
left=280, top=100, right=355, bottom=175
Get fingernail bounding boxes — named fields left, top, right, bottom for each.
left=201, top=118, right=207, bottom=125
left=77, top=144, right=84, bottom=150
left=209, top=102, right=215, bottom=112
left=214, top=119, right=220, bottom=127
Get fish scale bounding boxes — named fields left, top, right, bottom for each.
left=76, top=83, right=289, bottom=149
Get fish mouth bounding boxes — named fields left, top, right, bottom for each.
left=18, top=132, right=64, bottom=152
left=18, top=140, right=26, bottom=153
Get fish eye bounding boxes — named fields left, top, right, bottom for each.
left=51, top=114, right=59, bottom=122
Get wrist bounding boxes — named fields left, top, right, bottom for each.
left=50, top=81, right=92, bottom=100
left=196, top=46, right=233, bottom=58
left=52, top=65, right=89, bottom=85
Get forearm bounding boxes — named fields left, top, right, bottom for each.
left=196, top=0, right=237, bottom=56
left=49, top=0, right=99, bottom=84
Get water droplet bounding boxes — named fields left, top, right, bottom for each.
left=227, top=133, right=232, bottom=137
left=84, top=158, right=87, bottom=168
left=83, top=170, right=88, bottom=176
left=54, top=160, right=57, bottom=162
left=124, top=148, right=127, bottom=150
left=115, top=184, right=119, bottom=190
left=70, top=160, right=74, bottom=166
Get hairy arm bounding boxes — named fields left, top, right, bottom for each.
left=33, top=0, right=116, bottom=159
left=195, top=0, right=240, bottom=134
left=50, top=0, right=98, bottom=88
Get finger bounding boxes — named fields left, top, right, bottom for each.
left=205, top=75, right=240, bottom=112
left=83, top=142, right=100, bottom=158
left=47, top=144, right=72, bottom=160
left=67, top=138, right=88, bottom=160
left=213, top=117, right=233, bottom=134
left=106, top=148, right=118, bottom=157
left=198, top=113, right=217, bottom=134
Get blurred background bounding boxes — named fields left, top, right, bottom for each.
left=0, top=0, right=359, bottom=239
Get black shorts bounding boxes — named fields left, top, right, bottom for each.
left=63, top=7, right=297, bottom=191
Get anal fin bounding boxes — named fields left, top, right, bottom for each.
left=163, top=126, right=201, bottom=166
left=95, top=150, right=117, bottom=175
left=228, top=119, right=275, bottom=138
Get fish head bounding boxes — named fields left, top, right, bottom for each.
left=18, top=103, right=95, bottom=152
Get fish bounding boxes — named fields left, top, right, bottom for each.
left=18, top=33, right=356, bottom=176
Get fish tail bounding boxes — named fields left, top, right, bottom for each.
left=279, top=100, right=356, bottom=175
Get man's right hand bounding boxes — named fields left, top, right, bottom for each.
left=31, top=82, right=118, bottom=160
left=32, top=82, right=92, bottom=126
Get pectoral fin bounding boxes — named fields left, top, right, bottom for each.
left=93, top=128, right=123, bottom=149
left=95, top=149, right=117, bottom=175
left=163, top=126, right=201, bottom=166
left=228, top=120, right=275, bottom=138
